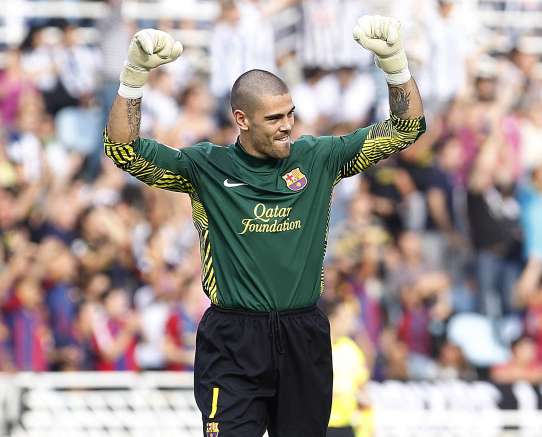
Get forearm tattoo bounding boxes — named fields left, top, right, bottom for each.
left=389, top=86, right=411, bottom=117
left=127, top=98, right=142, bottom=139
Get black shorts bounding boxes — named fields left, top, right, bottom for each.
left=326, top=426, right=356, bottom=437
left=194, top=304, right=333, bottom=437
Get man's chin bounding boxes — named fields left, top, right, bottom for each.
left=271, top=144, right=291, bottom=159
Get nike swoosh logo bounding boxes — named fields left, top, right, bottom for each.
left=223, top=179, right=248, bottom=188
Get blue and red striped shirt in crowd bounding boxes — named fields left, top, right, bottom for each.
left=92, top=317, right=137, bottom=371
left=398, top=306, right=432, bottom=356
left=45, top=282, right=77, bottom=348
left=8, top=306, right=49, bottom=371
left=165, top=308, right=184, bottom=371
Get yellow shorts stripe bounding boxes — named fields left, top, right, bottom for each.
left=209, top=387, right=219, bottom=419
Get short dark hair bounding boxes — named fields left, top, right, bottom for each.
left=230, top=69, right=289, bottom=114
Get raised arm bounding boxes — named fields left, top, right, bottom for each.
left=107, top=28, right=183, bottom=143
left=331, top=15, right=425, bottom=181
left=107, top=96, right=143, bottom=144
left=388, top=78, right=423, bottom=120
left=104, top=29, right=195, bottom=193
left=354, top=15, right=423, bottom=120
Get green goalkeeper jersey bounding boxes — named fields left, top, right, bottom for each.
left=105, top=114, right=425, bottom=311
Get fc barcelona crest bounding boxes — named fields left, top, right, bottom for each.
left=282, top=168, right=308, bottom=192
left=206, top=422, right=219, bottom=436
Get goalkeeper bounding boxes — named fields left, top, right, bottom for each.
left=104, top=15, right=425, bottom=437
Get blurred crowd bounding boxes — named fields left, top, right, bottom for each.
left=1, top=0, right=542, bottom=389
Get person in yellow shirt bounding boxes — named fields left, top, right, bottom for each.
left=322, top=297, right=373, bottom=437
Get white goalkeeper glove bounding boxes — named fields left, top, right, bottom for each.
left=353, top=15, right=411, bottom=85
left=118, top=29, right=183, bottom=99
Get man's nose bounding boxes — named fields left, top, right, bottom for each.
left=280, top=116, right=292, bottom=131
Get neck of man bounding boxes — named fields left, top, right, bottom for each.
left=238, top=132, right=268, bottom=160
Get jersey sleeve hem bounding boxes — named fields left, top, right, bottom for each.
left=337, top=114, right=426, bottom=180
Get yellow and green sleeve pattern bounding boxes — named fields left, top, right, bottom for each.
left=338, top=114, right=425, bottom=181
left=104, top=131, right=220, bottom=303
left=103, top=130, right=195, bottom=194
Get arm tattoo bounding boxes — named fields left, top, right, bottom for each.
left=127, top=98, right=142, bottom=140
left=389, top=86, right=411, bottom=117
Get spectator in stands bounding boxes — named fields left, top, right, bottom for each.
left=133, top=261, right=188, bottom=370
left=387, top=231, right=441, bottom=301
left=435, top=341, right=477, bottom=381
left=467, top=136, right=522, bottom=318
left=73, top=300, right=100, bottom=370
left=97, top=0, right=132, bottom=126
left=141, top=69, right=180, bottom=140
left=209, top=0, right=294, bottom=111
left=163, top=291, right=197, bottom=371
left=36, top=191, right=84, bottom=245
left=6, top=92, right=48, bottom=184
left=396, top=130, right=469, bottom=271
left=386, top=232, right=452, bottom=378
left=490, top=336, right=542, bottom=384
left=165, top=80, right=216, bottom=146
left=363, top=163, right=423, bottom=238
left=341, top=253, right=385, bottom=353
left=0, top=47, right=36, bottom=130
left=377, top=327, right=409, bottom=381
left=319, top=65, right=377, bottom=130
left=298, top=0, right=372, bottom=70
left=4, top=277, right=50, bottom=371
left=20, top=25, right=78, bottom=115
left=323, top=297, right=371, bottom=437
left=77, top=207, right=133, bottom=288
left=51, top=24, right=105, bottom=178
left=424, top=0, right=475, bottom=113
left=508, top=36, right=542, bottom=100
left=395, top=268, right=451, bottom=377
left=55, top=24, right=101, bottom=100
left=91, top=288, right=139, bottom=371
left=291, top=67, right=334, bottom=133
left=210, top=0, right=261, bottom=102
left=43, top=240, right=80, bottom=369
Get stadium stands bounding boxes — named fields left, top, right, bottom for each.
left=2, top=0, right=542, bottom=435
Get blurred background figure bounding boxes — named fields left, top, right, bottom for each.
left=322, top=297, right=372, bottom=437
left=490, top=336, right=542, bottom=384
left=90, top=288, right=139, bottom=371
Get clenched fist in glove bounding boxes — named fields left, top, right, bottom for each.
left=353, top=15, right=411, bottom=85
left=119, top=29, right=183, bottom=99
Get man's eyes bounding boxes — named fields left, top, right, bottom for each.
left=267, top=112, right=294, bottom=122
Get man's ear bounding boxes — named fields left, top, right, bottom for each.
left=233, top=109, right=249, bottom=131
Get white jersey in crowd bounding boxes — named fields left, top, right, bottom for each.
left=299, top=0, right=371, bottom=69
left=292, top=71, right=375, bottom=126
left=97, top=5, right=131, bottom=82
left=210, top=0, right=276, bottom=98
left=55, top=44, right=102, bottom=98
left=425, top=3, right=476, bottom=106
left=22, top=46, right=58, bottom=92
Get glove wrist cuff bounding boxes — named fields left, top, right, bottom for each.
left=120, top=62, right=149, bottom=89
left=375, top=49, right=408, bottom=71
left=118, top=83, right=144, bottom=99
left=383, top=68, right=411, bottom=86
left=374, top=50, right=410, bottom=85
